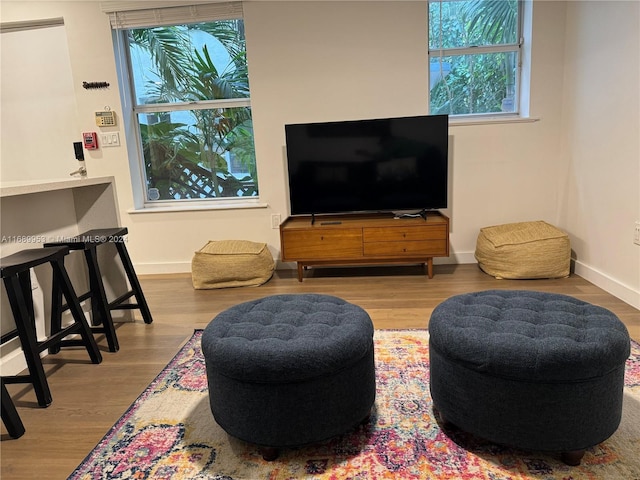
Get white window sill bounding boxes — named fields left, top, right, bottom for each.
left=127, top=201, right=268, bottom=214
left=449, top=115, right=541, bottom=127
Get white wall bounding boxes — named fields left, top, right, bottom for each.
left=243, top=0, right=568, bottom=260
left=1, top=1, right=638, bottom=308
left=559, top=1, right=640, bottom=307
left=1, top=23, right=81, bottom=181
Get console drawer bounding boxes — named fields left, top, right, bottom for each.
left=364, top=239, right=447, bottom=257
left=363, top=225, right=447, bottom=242
left=281, top=228, right=362, bottom=260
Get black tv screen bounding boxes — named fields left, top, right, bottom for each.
left=284, top=114, right=448, bottom=216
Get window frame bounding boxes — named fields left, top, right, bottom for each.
left=107, top=2, right=261, bottom=210
left=427, top=0, right=525, bottom=120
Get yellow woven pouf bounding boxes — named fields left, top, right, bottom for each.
left=191, top=240, right=274, bottom=289
left=475, top=221, right=570, bottom=279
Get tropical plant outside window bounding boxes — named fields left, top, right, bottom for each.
left=428, top=0, right=522, bottom=116
left=125, top=19, right=257, bottom=202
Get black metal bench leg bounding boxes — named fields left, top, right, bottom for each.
left=84, top=249, right=119, bottom=352
left=114, top=243, right=153, bottom=324
left=2, top=275, right=52, bottom=408
left=51, top=259, right=102, bottom=365
left=1, top=379, right=25, bottom=438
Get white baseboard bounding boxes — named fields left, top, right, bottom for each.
left=132, top=253, right=640, bottom=308
left=0, top=338, right=29, bottom=376
left=134, top=253, right=474, bottom=275
left=440, top=251, right=477, bottom=265
left=445, top=252, right=639, bottom=309
left=134, top=261, right=192, bottom=275
left=573, top=260, right=640, bottom=309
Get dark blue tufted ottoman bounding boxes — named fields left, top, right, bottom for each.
left=202, top=294, right=376, bottom=460
left=428, top=290, right=630, bottom=466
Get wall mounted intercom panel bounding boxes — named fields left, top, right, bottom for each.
left=95, top=110, right=117, bottom=127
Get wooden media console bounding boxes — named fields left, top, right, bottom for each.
left=279, top=211, right=449, bottom=281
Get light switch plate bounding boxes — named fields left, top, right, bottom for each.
left=100, top=132, right=120, bottom=147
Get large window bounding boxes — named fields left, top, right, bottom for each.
left=428, top=0, right=522, bottom=117
left=108, top=3, right=257, bottom=204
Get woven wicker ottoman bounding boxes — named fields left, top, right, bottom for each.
left=202, top=294, right=376, bottom=460
left=191, top=240, right=274, bottom=289
left=429, top=290, right=630, bottom=466
left=475, top=221, right=570, bottom=279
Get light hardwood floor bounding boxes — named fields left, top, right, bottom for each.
left=1, top=264, right=639, bottom=479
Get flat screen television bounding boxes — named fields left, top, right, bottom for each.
left=284, top=114, right=448, bottom=217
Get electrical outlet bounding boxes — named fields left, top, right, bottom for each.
left=271, top=214, right=281, bottom=229
left=634, top=221, right=640, bottom=246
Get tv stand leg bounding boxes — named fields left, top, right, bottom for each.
left=426, top=258, right=434, bottom=278
left=297, top=263, right=304, bottom=282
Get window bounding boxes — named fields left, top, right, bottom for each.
left=107, top=2, right=257, bottom=204
left=428, top=0, right=523, bottom=117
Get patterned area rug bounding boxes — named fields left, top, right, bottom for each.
left=69, top=330, right=640, bottom=480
